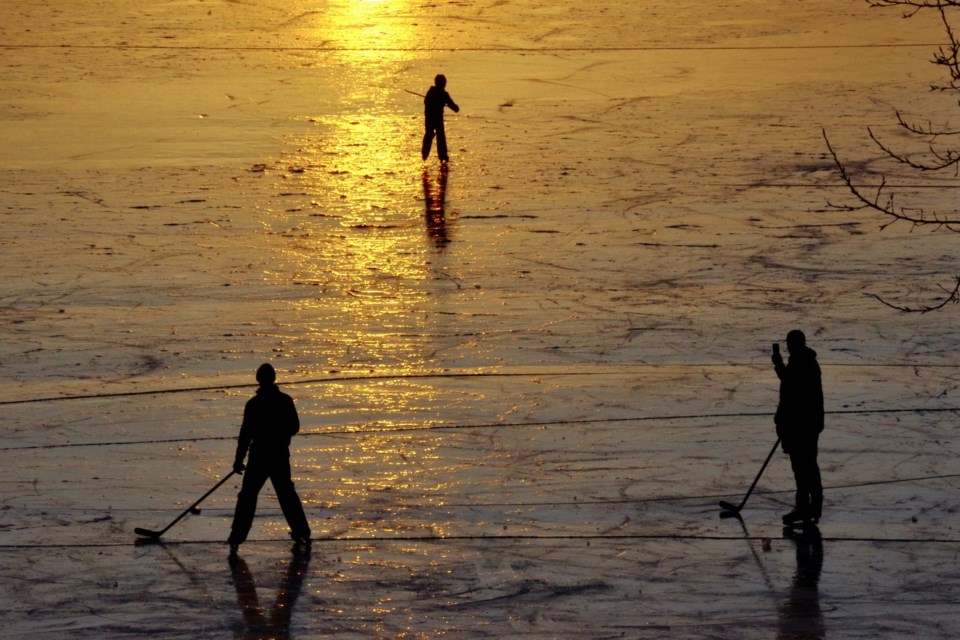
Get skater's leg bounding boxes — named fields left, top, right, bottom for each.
left=781, top=451, right=810, bottom=524
left=421, top=124, right=435, bottom=160
left=436, top=122, right=448, bottom=161
left=800, top=437, right=823, bottom=520
left=229, top=463, right=269, bottom=547
left=787, top=438, right=822, bottom=522
left=271, top=458, right=311, bottom=540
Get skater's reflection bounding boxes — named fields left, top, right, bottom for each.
left=778, top=525, right=825, bottom=639
left=423, top=164, right=450, bottom=247
left=229, top=548, right=311, bottom=640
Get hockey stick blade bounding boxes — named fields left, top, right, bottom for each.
left=718, top=500, right=741, bottom=513
left=132, top=470, right=236, bottom=541
left=719, top=506, right=743, bottom=520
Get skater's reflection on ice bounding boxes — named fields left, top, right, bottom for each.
left=229, top=548, right=311, bottom=640
left=423, top=164, right=450, bottom=247
left=778, top=524, right=825, bottom=640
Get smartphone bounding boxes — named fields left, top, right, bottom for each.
left=772, top=343, right=780, bottom=355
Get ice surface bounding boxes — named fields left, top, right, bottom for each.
left=2, top=0, right=959, bottom=638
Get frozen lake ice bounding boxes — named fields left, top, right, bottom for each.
left=2, top=0, right=959, bottom=637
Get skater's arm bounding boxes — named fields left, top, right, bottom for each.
left=446, top=93, right=459, bottom=113
left=286, top=395, right=300, bottom=437
left=772, top=349, right=786, bottom=380
left=234, top=404, right=253, bottom=473
left=234, top=439, right=250, bottom=473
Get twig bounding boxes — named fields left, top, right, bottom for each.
left=867, top=275, right=960, bottom=312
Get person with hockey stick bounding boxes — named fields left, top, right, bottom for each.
left=773, top=330, right=824, bottom=525
left=228, top=363, right=311, bottom=555
left=421, top=73, right=459, bottom=162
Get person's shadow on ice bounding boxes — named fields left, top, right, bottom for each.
left=423, top=164, right=450, bottom=247
left=229, top=548, right=311, bottom=640
left=778, top=524, right=825, bottom=639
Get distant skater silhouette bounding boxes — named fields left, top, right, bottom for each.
left=229, top=546, right=311, bottom=640
left=421, top=74, right=459, bottom=162
left=422, top=164, right=450, bottom=245
left=773, top=330, right=824, bottom=525
left=228, top=364, right=311, bottom=555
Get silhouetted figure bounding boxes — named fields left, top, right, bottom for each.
left=778, top=525, right=825, bottom=639
left=773, top=330, right=824, bottom=525
left=422, top=164, right=450, bottom=245
left=229, top=547, right=311, bottom=640
left=421, top=74, right=459, bottom=162
left=228, top=363, right=311, bottom=555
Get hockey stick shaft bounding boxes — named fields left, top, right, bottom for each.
left=135, top=470, right=237, bottom=538
left=719, top=438, right=780, bottom=513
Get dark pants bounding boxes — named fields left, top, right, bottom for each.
left=422, top=119, right=448, bottom=161
left=229, top=454, right=310, bottom=545
left=788, top=435, right=822, bottom=517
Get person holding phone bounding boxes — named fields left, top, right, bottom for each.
left=772, top=330, right=824, bottom=525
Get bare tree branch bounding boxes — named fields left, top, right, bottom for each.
left=823, top=2, right=960, bottom=310
left=933, top=6, right=960, bottom=88
left=823, top=129, right=960, bottom=230
left=868, top=124, right=960, bottom=173
left=867, top=0, right=959, bottom=10
left=894, top=110, right=960, bottom=139
left=867, top=275, right=960, bottom=312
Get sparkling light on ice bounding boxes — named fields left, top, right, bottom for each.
left=2, top=1, right=959, bottom=638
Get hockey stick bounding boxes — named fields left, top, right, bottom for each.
left=719, top=438, right=780, bottom=517
left=135, top=470, right=237, bottom=539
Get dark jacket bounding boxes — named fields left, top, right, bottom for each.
left=774, top=346, right=824, bottom=444
left=424, top=86, right=459, bottom=122
left=234, top=384, right=300, bottom=466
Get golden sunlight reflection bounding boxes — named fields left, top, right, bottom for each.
left=319, top=0, right=421, bottom=65
left=252, top=0, right=474, bottom=542
left=295, top=381, right=458, bottom=539
left=271, top=54, right=451, bottom=372
left=277, top=110, right=451, bottom=372
left=271, top=123, right=459, bottom=529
